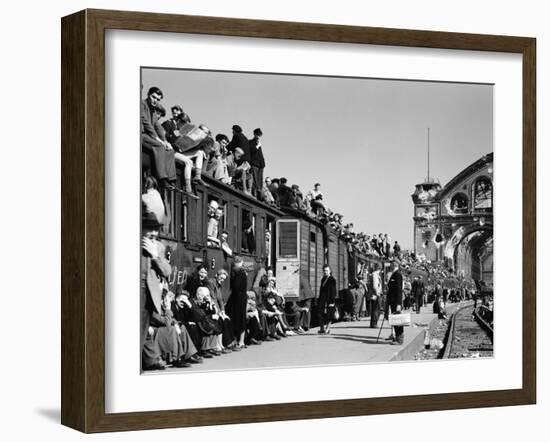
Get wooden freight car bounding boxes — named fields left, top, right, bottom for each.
left=275, top=209, right=325, bottom=300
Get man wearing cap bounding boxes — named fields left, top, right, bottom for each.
left=387, top=259, right=405, bottom=345
left=141, top=192, right=172, bottom=370
left=141, top=86, right=177, bottom=191
left=249, top=128, right=265, bottom=200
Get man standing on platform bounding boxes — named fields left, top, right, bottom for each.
left=368, top=264, right=382, bottom=328
left=318, top=265, right=337, bottom=334
left=387, top=259, right=404, bottom=345
left=412, top=275, right=425, bottom=314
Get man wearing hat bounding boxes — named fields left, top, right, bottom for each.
left=249, top=128, right=265, bottom=200
left=141, top=193, right=172, bottom=369
left=386, top=259, right=405, bottom=345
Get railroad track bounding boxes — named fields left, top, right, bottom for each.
left=442, top=302, right=493, bottom=359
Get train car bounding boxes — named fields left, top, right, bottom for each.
left=275, top=208, right=324, bottom=300
left=326, top=228, right=349, bottom=296
left=142, top=151, right=284, bottom=301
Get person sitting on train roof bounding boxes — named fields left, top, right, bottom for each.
left=161, top=105, right=191, bottom=146
left=141, top=86, right=177, bottom=192
left=267, top=178, right=280, bottom=206
left=249, top=128, right=266, bottom=200
left=227, top=125, right=251, bottom=162
left=226, top=147, right=253, bottom=195
left=262, top=177, right=276, bottom=206
left=206, top=134, right=231, bottom=184
left=277, top=177, right=293, bottom=207
left=173, top=135, right=213, bottom=197
left=291, top=184, right=308, bottom=212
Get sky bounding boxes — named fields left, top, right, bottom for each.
left=142, top=68, right=493, bottom=249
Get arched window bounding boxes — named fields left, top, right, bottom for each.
left=473, top=177, right=493, bottom=210
left=450, top=192, right=468, bottom=214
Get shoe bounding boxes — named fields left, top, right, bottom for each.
left=143, top=358, right=167, bottom=371
left=264, top=336, right=274, bottom=341
left=173, top=359, right=191, bottom=368
left=188, top=355, right=203, bottom=364
left=317, top=329, right=326, bottom=334
left=249, top=338, right=261, bottom=345
left=192, top=176, right=210, bottom=188
left=390, top=341, right=403, bottom=346
left=209, top=349, right=222, bottom=356
left=272, top=335, right=281, bottom=340
left=183, top=189, right=199, bottom=200
left=199, top=351, right=213, bottom=358
left=286, top=330, right=296, bottom=336
left=221, top=348, right=232, bottom=354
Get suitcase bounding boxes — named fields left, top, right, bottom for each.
left=388, top=312, right=411, bottom=326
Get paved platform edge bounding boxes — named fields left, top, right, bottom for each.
left=390, top=315, right=439, bottom=362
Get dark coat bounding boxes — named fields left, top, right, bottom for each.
left=161, top=118, right=183, bottom=145
left=387, top=270, right=403, bottom=308
left=411, top=279, right=424, bottom=298
left=227, top=132, right=251, bottom=162
left=184, top=274, right=208, bottom=299
left=319, top=275, right=337, bottom=304
left=277, top=183, right=293, bottom=207
left=248, top=137, right=265, bottom=168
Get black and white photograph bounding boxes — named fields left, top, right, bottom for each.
left=140, top=67, right=494, bottom=373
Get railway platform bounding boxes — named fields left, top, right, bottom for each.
left=163, top=307, right=439, bottom=373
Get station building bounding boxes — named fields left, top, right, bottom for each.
left=412, top=153, right=493, bottom=283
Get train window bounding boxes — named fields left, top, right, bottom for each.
left=241, top=209, right=256, bottom=254
left=278, top=220, right=298, bottom=259
left=180, top=201, right=188, bottom=242
left=161, top=188, right=175, bottom=237
left=310, top=231, right=316, bottom=242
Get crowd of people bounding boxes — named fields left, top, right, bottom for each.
left=140, top=85, right=488, bottom=368
left=141, top=85, right=404, bottom=260
left=142, top=175, right=313, bottom=370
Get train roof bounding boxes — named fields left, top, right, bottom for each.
left=174, top=156, right=285, bottom=217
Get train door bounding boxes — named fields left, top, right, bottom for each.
left=266, top=215, right=276, bottom=269
left=276, top=219, right=300, bottom=299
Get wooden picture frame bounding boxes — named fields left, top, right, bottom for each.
left=61, top=9, right=536, bottom=433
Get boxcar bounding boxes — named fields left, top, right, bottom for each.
left=275, top=209, right=325, bottom=300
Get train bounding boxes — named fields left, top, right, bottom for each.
left=142, top=149, right=389, bottom=321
